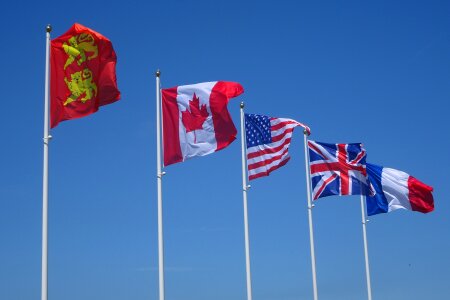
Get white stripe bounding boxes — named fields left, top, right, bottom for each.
left=381, top=167, right=412, bottom=212
left=271, top=117, right=311, bottom=134
left=270, top=117, right=301, bottom=127
left=270, top=121, right=298, bottom=137
left=247, top=131, right=294, bottom=156
left=247, top=144, right=289, bottom=166
left=270, top=126, right=297, bottom=140
left=248, top=153, right=290, bottom=177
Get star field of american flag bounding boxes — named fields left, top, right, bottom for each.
left=245, top=114, right=272, bottom=147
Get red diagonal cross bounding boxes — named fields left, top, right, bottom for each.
left=310, top=144, right=366, bottom=195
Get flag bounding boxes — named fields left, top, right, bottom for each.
left=51, top=23, right=120, bottom=128
left=162, top=81, right=243, bottom=166
left=366, top=163, right=434, bottom=216
left=245, top=113, right=310, bottom=180
left=308, top=141, right=370, bottom=200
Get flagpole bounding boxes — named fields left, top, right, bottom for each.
left=360, top=194, right=372, bottom=300
left=41, top=24, right=52, bottom=300
left=155, top=70, right=165, bottom=300
left=303, top=131, right=318, bottom=300
left=240, top=102, right=253, bottom=300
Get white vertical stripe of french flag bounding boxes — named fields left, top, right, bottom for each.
left=381, top=167, right=434, bottom=213
left=381, top=168, right=413, bottom=212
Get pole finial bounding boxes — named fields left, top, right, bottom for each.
left=46, top=24, right=52, bottom=33
left=303, top=128, right=310, bottom=136
left=240, top=102, right=245, bottom=109
left=156, top=69, right=161, bottom=77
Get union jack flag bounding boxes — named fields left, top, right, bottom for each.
left=245, top=113, right=310, bottom=180
left=308, top=141, right=370, bottom=200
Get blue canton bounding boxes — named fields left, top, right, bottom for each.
left=245, top=114, right=272, bottom=148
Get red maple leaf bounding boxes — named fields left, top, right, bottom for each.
left=181, top=93, right=209, bottom=134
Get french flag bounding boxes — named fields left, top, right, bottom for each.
left=366, top=163, right=434, bottom=216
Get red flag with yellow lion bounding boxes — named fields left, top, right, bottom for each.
left=50, top=23, right=120, bottom=128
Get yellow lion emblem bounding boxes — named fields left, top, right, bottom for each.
left=64, top=68, right=98, bottom=106
left=62, top=33, right=98, bottom=70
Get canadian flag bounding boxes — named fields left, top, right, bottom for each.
left=162, top=81, right=244, bottom=166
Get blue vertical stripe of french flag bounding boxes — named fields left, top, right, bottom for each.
left=366, top=163, right=434, bottom=216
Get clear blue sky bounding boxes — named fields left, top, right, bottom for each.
left=1, top=0, right=449, bottom=299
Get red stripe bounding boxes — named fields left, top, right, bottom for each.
left=271, top=120, right=297, bottom=131
left=337, top=144, right=349, bottom=195
left=310, top=162, right=365, bottom=174
left=162, top=87, right=183, bottom=166
left=271, top=118, right=311, bottom=135
left=271, top=127, right=295, bottom=143
left=247, top=138, right=292, bottom=159
left=249, top=157, right=290, bottom=180
left=247, top=148, right=289, bottom=170
left=408, top=176, right=434, bottom=213
left=209, top=81, right=243, bottom=151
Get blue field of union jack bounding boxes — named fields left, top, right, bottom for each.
left=308, top=141, right=370, bottom=200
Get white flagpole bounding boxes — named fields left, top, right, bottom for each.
left=239, top=102, right=253, bottom=300
left=360, top=194, right=373, bottom=300
left=303, top=131, right=319, bottom=300
left=41, top=24, right=52, bottom=300
left=155, top=70, right=165, bottom=300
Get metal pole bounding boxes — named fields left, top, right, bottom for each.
left=360, top=195, right=373, bottom=300
left=303, top=132, right=318, bottom=300
left=240, top=102, right=253, bottom=300
left=156, top=70, right=165, bottom=300
left=41, top=24, right=52, bottom=300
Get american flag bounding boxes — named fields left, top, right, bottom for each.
left=245, top=113, right=310, bottom=181
left=308, top=140, right=370, bottom=200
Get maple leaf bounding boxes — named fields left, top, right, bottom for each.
left=181, top=93, right=209, bottom=134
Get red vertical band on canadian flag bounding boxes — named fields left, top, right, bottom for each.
left=210, top=81, right=243, bottom=150
left=161, top=87, right=182, bottom=165
left=162, top=81, right=243, bottom=166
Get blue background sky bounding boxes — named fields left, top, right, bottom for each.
left=1, top=0, right=449, bottom=299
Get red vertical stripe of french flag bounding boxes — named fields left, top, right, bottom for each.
left=408, top=176, right=435, bottom=212
left=162, top=81, right=244, bottom=166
